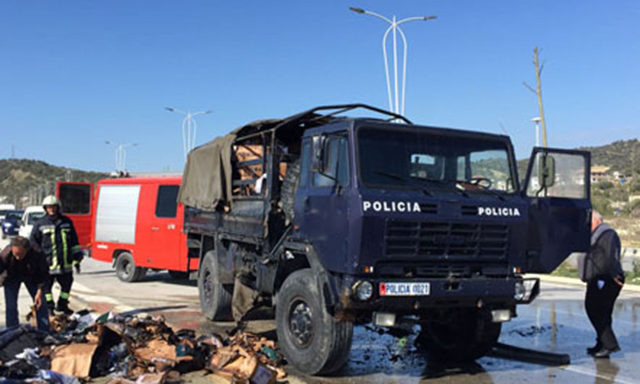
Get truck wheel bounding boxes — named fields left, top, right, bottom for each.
left=417, top=309, right=501, bottom=361
left=115, top=252, right=146, bottom=282
left=280, top=159, right=300, bottom=224
left=276, top=269, right=353, bottom=375
left=198, top=251, right=232, bottom=321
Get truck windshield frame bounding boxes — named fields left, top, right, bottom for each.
left=356, top=124, right=519, bottom=194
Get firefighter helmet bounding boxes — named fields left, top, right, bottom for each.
left=42, top=195, right=61, bottom=207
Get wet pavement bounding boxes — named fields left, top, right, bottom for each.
left=4, top=252, right=640, bottom=383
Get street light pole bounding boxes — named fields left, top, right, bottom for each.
left=105, top=141, right=138, bottom=173
left=350, top=7, right=436, bottom=117
left=165, top=107, right=212, bottom=161
left=531, top=117, right=541, bottom=147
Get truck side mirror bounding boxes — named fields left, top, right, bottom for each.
left=538, top=154, right=556, bottom=188
left=311, top=135, right=327, bottom=172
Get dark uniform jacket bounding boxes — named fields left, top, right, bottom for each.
left=0, top=245, right=49, bottom=288
left=30, top=214, right=81, bottom=275
left=578, top=223, right=625, bottom=283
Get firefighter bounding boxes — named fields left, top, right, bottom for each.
left=30, top=195, right=83, bottom=314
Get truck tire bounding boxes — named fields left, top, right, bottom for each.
left=417, top=309, right=501, bottom=361
left=115, top=252, right=146, bottom=282
left=276, top=269, right=353, bottom=375
left=280, top=159, right=300, bottom=224
left=198, top=251, right=232, bottom=321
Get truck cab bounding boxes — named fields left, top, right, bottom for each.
left=181, top=104, right=591, bottom=375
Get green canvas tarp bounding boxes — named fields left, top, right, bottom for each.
left=177, top=119, right=282, bottom=211
left=177, top=132, right=237, bottom=211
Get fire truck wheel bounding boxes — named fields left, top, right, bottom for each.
left=276, top=269, right=353, bottom=375
left=115, top=252, right=146, bottom=282
left=417, top=308, right=501, bottom=361
left=198, top=251, right=232, bottom=321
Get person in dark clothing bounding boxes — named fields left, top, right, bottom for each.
left=30, top=195, right=83, bottom=315
left=0, top=236, right=50, bottom=331
left=578, top=211, right=625, bottom=358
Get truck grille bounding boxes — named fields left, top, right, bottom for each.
left=375, top=262, right=508, bottom=278
left=385, top=219, right=508, bottom=260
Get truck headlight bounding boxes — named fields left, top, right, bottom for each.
left=353, top=280, right=373, bottom=301
left=514, top=281, right=526, bottom=301
left=491, top=309, right=512, bottom=323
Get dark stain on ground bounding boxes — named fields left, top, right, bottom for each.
left=508, top=325, right=555, bottom=337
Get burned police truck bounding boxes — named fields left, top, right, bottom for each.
left=178, top=105, right=591, bottom=375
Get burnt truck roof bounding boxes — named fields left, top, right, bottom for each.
left=304, top=117, right=513, bottom=144
left=233, top=104, right=510, bottom=145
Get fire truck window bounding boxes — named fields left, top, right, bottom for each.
left=156, top=185, right=179, bottom=218
left=59, top=184, right=91, bottom=214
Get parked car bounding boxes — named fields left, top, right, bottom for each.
left=0, top=204, right=16, bottom=221
left=2, top=210, right=25, bottom=239
left=18, top=206, right=46, bottom=239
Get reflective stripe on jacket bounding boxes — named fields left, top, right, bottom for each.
left=30, top=214, right=80, bottom=275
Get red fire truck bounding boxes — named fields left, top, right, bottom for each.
left=56, top=181, right=94, bottom=248
left=58, top=176, right=195, bottom=282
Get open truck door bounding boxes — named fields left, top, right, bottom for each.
left=56, top=181, right=93, bottom=248
left=523, top=148, right=591, bottom=273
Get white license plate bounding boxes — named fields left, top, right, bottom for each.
left=379, top=282, right=430, bottom=296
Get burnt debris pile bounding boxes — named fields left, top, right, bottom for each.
left=0, top=310, right=286, bottom=384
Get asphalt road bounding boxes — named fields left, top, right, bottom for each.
left=2, top=235, right=639, bottom=383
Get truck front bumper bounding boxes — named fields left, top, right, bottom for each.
left=326, top=274, right=539, bottom=318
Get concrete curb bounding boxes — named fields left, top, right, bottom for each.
left=526, top=274, right=640, bottom=293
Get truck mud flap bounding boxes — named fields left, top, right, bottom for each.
left=488, top=342, right=570, bottom=366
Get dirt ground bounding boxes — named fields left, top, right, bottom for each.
left=606, top=216, right=640, bottom=247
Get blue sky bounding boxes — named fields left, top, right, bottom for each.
left=1, top=1, right=638, bottom=172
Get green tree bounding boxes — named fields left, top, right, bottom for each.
left=592, top=195, right=613, bottom=216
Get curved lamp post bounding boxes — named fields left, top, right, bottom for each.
left=165, top=107, right=212, bottom=161
left=105, top=141, right=138, bottom=172
left=350, top=7, right=436, bottom=117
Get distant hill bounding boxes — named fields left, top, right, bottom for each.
left=0, top=159, right=107, bottom=207
left=517, top=138, right=640, bottom=181
left=577, top=139, right=640, bottom=175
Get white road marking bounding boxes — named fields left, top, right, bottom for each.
left=563, top=364, right=638, bottom=384
left=531, top=305, right=637, bottom=327
left=71, top=280, right=136, bottom=313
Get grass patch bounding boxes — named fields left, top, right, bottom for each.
left=625, top=260, right=640, bottom=285
left=550, top=260, right=640, bottom=285
left=551, top=262, right=579, bottom=278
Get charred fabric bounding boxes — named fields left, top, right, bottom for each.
left=0, top=310, right=286, bottom=383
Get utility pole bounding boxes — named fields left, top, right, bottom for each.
left=523, top=47, right=548, bottom=147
